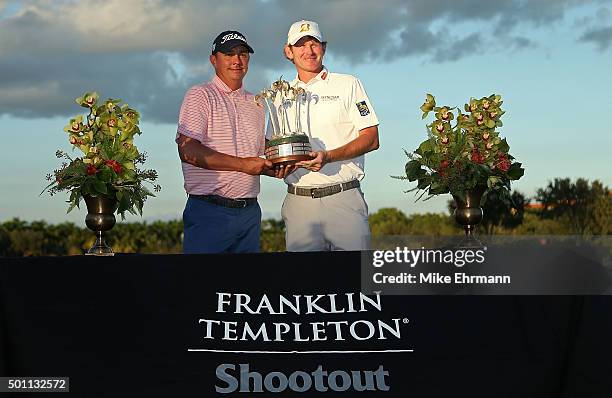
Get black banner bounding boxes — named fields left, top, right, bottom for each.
left=0, top=252, right=610, bottom=396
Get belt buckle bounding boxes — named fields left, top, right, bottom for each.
left=236, top=199, right=247, bottom=208
left=310, top=188, right=319, bottom=198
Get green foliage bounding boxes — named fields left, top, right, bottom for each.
left=106, top=220, right=184, bottom=253
left=42, top=92, right=161, bottom=219
left=0, top=218, right=289, bottom=256
left=368, top=208, right=459, bottom=236
left=511, top=213, right=572, bottom=235
left=396, top=93, right=524, bottom=202
left=3, top=178, right=609, bottom=257
left=589, top=195, right=612, bottom=235
left=0, top=219, right=92, bottom=256
left=535, top=178, right=611, bottom=235
left=368, top=208, right=412, bottom=235
left=260, top=219, right=286, bottom=252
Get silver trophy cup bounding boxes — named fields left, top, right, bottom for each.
left=256, top=78, right=312, bottom=165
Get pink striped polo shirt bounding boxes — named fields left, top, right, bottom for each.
left=176, top=75, right=265, bottom=198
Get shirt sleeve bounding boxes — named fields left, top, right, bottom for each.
left=347, top=77, right=379, bottom=131
left=176, top=86, right=209, bottom=143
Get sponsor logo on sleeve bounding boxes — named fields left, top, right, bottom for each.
left=357, top=101, right=370, bottom=116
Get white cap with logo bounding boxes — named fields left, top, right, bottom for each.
left=287, top=20, right=324, bottom=45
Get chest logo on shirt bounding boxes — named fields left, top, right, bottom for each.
left=356, top=101, right=370, bottom=116
left=319, top=95, right=340, bottom=102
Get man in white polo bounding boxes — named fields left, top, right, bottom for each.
left=270, top=20, right=380, bottom=251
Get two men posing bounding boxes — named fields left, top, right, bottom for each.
left=176, top=21, right=379, bottom=253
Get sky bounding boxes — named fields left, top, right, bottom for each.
left=0, top=0, right=611, bottom=224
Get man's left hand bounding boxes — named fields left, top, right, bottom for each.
left=274, top=164, right=299, bottom=178
left=295, top=151, right=327, bottom=172
left=263, top=163, right=299, bottom=178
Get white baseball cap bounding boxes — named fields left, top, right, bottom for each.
left=287, top=20, right=324, bottom=45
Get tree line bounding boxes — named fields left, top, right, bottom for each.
left=1, top=178, right=609, bottom=256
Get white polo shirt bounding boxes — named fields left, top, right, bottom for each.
left=265, top=67, right=379, bottom=186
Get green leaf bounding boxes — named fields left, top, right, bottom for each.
left=120, top=129, right=134, bottom=142
left=417, top=138, right=435, bottom=156
left=487, top=176, right=501, bottom=188
left=429, top=180, right=448, bottom=195
left=99, top=168, right=112, bottom=183
left=405, top=160, right=422, bottom=181
left=417, top=178, right=430, bottom=190
left=506, top=163, right=524, bottom=180
left=498, top=138, right=510, bottom=153
left=81, top=181, right=91, bottom=196
left=140, top=186, right=154, bottom=197
left=119, top=192, right=131, bottom=214
left=67, top=201, right=78, bottom=214
left=93, top=180, right=108, bottom=194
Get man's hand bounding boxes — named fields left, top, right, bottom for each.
left=292, top=126, right=379, bottom=173
left=241, top=157, right=274, bottom=175
left=275, top=163, right=299, bottom=178
left=261, top=163, right=298, bottom=178
left=295, top=151, right=327, bottom=172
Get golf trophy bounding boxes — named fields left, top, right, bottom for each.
left=256, top=78, right=313, bottom=165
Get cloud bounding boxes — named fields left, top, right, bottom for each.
left=433, top=32, right=484, bottom=62
left=0, top=52, right=196, bottom=122
left=0, top=0, right=607, bottom=123
left=575, top=5, right=612, bottom=51
left=510, top=36, right=537, bottom=50
left=579, top=26, right=612, bottom=50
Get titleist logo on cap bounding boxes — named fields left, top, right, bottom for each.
left=220, top=33, right=246, bottom=44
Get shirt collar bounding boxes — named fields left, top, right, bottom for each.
left=212, top=75, right=246, bottom=97
left=293, top=66, right=329, bottom=87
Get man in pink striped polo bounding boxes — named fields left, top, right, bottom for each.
left=176, top=30, right=273, bottom=254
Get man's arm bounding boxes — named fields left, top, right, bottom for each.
left=176, top=134, right=272, bottom=175
left=296, top=125, right=379, bottom=172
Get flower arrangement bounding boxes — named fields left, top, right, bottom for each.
left=398, top=94, right=524, bottom=203
left=42, top=91, right=161, bottom=218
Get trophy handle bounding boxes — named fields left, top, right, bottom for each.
left=278, top=103, right=285, bottom=136
left=295, top=93, right=302, bottom=134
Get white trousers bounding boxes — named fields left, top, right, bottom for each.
left=281, top=188, right=371, bottom=251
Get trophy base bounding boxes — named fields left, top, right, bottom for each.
left=270, top=154, right=313, bottom=166
left=265, top=135, right=312, bottom=166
